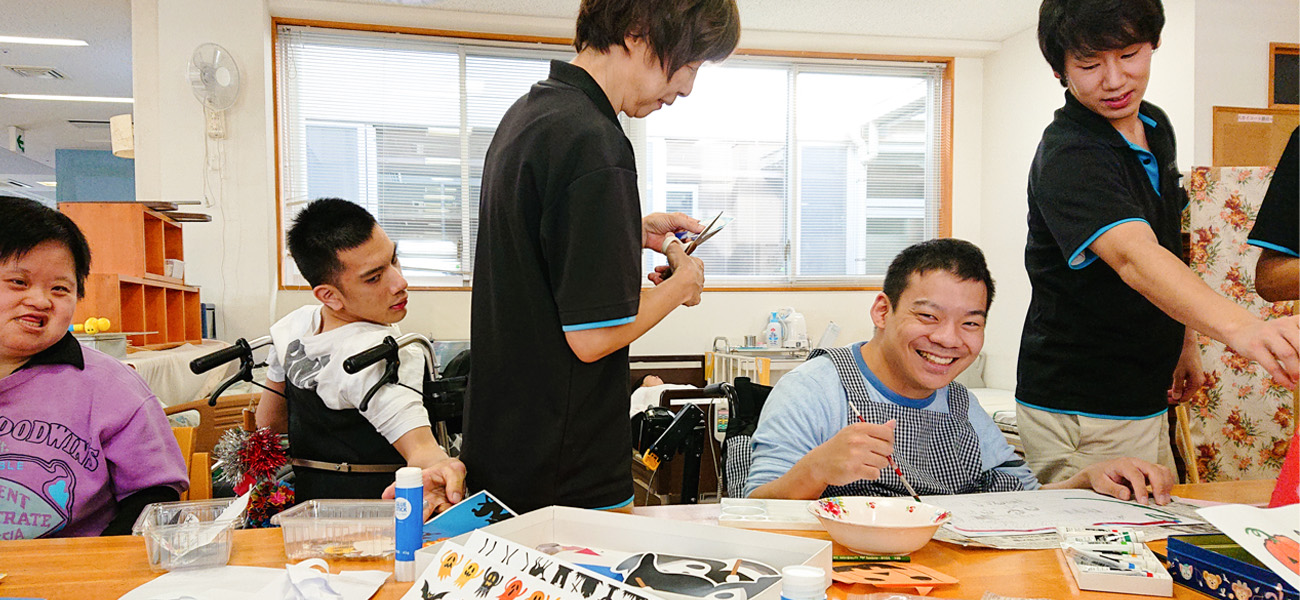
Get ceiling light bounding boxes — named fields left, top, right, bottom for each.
left=37, top=181, right=56, bottom=187
left=0, top=36, right=89, bottom=47
left=0, top=94, right=133, bottom=103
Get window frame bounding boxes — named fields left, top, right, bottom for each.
left=271, top=18, right=953, bottom=292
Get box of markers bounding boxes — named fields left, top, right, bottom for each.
left=1058, top=527, right=1173, bottom=597
left=1167, top=534, right=1298, bottom=600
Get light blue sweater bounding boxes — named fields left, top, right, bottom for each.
left=743, top=342, right=1039, bottom=497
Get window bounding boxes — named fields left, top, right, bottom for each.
left=275, top=24, right=949, bottom=288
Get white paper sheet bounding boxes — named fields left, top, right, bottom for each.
left=117, top=562, right=390, bottom=600
left=924, top=489, right=1205, bottom=537
left=1196, top=503, right=1300, bottom=589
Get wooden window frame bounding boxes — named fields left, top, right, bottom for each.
left=271, top=18, right=954, bottom=292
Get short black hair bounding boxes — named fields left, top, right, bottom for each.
left=882, top=238, right=995, bottom=311
left=0, top=196, right=92, bottom=298
left=1038, top=0, right=1165, bottom=87
left=286, top=198, right=379, bottom=287
left=574, top=0, right=741, bottom=77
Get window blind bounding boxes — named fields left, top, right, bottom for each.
left=276, top=25, right=949, bottom=289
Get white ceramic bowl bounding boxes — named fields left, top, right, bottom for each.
left=807, top=496, right=952, bottom=555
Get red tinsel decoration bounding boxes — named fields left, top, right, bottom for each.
left=238, top=427, right=288, bottom=483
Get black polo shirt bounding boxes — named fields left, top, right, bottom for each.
left=1248, top=127, right=1299, bottom=257
left=1017, top=91, right=1188, bottom=419
left=463, top=60, right=642, bottom=513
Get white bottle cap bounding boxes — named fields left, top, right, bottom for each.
left=396, top=466, right=422, bottom=488
left=780, top=565, right=826, bottom=600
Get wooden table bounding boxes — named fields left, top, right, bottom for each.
left=0, top=480, right=1274, bottom=600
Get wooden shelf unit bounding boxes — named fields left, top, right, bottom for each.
left=59, top=202, right=203, bottom=348
left=59, top=202, right=184, bottom=279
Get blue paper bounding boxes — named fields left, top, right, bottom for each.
left=422, top=490, right=517, bottom=543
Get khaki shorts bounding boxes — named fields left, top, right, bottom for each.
left=1017, top=403, right=1175, bottom=484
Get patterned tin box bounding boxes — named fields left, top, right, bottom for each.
left=1166, top=534, right=1297, bottom=600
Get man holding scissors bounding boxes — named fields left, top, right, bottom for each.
left=463, top=0, right=740, bottom=513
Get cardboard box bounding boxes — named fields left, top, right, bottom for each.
left=415, top=506, right=832, bottom=600
left=1167, top=534, right=1298, bottom=600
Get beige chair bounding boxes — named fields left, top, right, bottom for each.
left=164, top=393, right=259, bottom=455
left=170, top=426, right=212, bottom=500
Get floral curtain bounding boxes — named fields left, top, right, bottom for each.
left=1185, top=166, right=1296, bottom=482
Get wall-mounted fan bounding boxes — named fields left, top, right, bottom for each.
left=188, top=43, right=240, bottom=207
left=188, top=43, right=240, bottom=138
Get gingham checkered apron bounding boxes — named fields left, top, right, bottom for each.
left=812, top=346, right=1023, bottom=498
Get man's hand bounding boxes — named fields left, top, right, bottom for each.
left=642, top=212, right=703, bottom=253
left=647, top=242, right=704, bottom=306
left=1054, top=457, right=1174, bottom=505
left=382, top=457, right=468, bottom=520
left=807, top=420, right=896, bottom=489
left=1168, top=332, right=1205, bottom=404
left=1223, top=315, right=1299, bottom=389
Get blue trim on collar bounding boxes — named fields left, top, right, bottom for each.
left=1068, top=218, right=1149, bottom=270
left=561, top=316, right=636, bottom=332
left=1121, top=113, right=1161, bottom=195
left=851, top=341, right=937, bottom=409
left=1247, top=239, right=1300, bottom=258
left=1017, top=398, right=1167, bottom=420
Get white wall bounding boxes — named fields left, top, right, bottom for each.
left=132, top=0, right=996, bottom=356
left=1192, top=0, right=1299, bottom=166
left=131, top=0, right=1298, bottom=378
left=975, top=0, right=1197, bottom=390
left=132, top=0, right=280, bottom=344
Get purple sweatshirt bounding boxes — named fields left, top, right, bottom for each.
left=0, top=336, right=187, bottom=538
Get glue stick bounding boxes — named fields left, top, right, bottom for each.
left=394, top=466, right=423, bottom=582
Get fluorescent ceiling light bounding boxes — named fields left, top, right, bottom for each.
left=0, top=35, right=89, bottom=47
left=37, top=181, right=57, bottom=187
left=0, top=94, right=133, bottom=103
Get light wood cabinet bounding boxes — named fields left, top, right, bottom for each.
left=59, top=202, right=203, bottom=348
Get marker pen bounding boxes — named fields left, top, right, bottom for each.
left=1076, top=563, right=1157, bottom=577
left=1060, top=528, right=1144, bottom=544
left=1065, top=541, right=1141, bottom=555
left=1064, top=545, right=1143, bottom=572
left=394, top=466, right=423, bottom=582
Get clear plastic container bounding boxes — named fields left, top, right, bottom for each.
left=271, top=499, right=395, bottom=561
left=131, top=497, right=240, bottom=572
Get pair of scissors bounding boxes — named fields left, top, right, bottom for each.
left=684, top=212, right=725, bottom=255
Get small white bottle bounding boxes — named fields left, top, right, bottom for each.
left=764, top=312, right=783, bottom=347
left=394, top=466, right=424, bottom=582
left=780, top=565, right=827, bottom=600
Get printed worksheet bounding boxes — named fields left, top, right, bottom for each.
left=925, top=489, right=1205, bottom=537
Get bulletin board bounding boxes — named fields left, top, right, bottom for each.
left=1211, top=105, right=1299, bottom=167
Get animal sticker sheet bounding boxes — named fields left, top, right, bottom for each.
left=403, top=531, right=667, bottom=600
left=1196, top=503, right=1300, bottom=589
left=541, top=546, right=781, bottom=600
left=423, top=490, right=517, bottom=544
left=401, top=539, right=567, bottom=600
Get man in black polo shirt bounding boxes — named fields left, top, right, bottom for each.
left=463, top=0, right=740, bottom=513
left=1018, top=0, right=1299, bottom=484
left=1247, top=127, right=1298, bottom=303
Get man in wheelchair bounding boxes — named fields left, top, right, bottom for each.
left=743, top=239, right=1175, bottom=505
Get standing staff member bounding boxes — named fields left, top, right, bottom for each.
left=1017, top=0, right=1299, bottom=484
left=464, top=0, right=740, bottom=513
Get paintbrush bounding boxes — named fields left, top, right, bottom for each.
left=846, top=401, right=923, bottom=503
